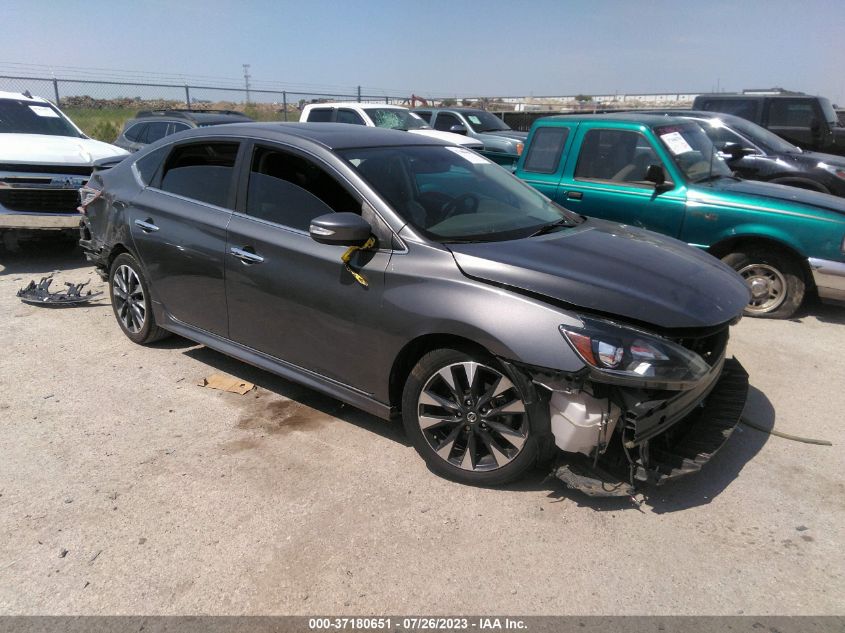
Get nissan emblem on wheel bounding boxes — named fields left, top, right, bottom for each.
left=80, top=122, right=752, bottom=493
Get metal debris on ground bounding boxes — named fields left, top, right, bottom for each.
left=197, top=374, right=256, bottom=395
left=16, top=275, right=103, bottom=306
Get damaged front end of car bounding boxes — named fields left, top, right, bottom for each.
left=519, top=315, right=748, bottom=497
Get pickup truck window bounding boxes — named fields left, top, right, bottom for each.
left=337, top=109, right=365, bottom=125
left=433, top=113, right=461, bottom=132
left=307, top=108, right=333, bottom=122
left=767, top=100, right=816, bottom=128
left=523, top=127, right=568, bottom=173
left=700, top=99, right=758, bottom=121
left=574, top=129, right=661, bottom=185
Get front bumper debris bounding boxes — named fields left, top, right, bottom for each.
left=552, top=358, right=749, bottom=495
left=808, top=257, right=845, bottom=302
left=17, top=275, right=103, bottom=306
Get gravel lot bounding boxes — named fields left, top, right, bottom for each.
left=0, top=239, right=843, bottom=616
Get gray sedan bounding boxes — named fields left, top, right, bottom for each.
left=79, top=123, right=749, bottom=493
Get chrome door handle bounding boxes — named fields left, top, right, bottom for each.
left=230, top=246, right=264, bottom=264
left=565, top=191, right=583, bottom=200
left=134, top=218, right=159, bottom=232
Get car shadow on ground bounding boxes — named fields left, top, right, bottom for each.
left=181, top=344, right=412, bottom=447
left=180, top=340, right=775, bottom=512
left=788, top=297, right=845, bottom=325
left=0, top=237, right=91, bottom=277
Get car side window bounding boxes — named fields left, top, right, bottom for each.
left=143, top=121, right=171, bottom=144
left=135, top=146, right=170, bottom=185
left=124, top=123, right=145, bottom=143
left=433, top=113, right=461, bottom=131
left=415, top=111, right=432, bottom=123
left=159, top=142, right=239, bottom=208
left=170, top=122, right=191, bottom=134
left=702, top=99, right=757, bottom=121
left=336, top=109, right=365, bottom=125
left=767, top=100, right=816, bottom=127
left=307, top=108, right=333, bottom=122
left=575, top=129, right=661, bottom=185
left=523, top=127, right=569, bottom=173
left=245, top=146, right=359, bottom=231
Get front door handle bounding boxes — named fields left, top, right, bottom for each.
left=565, top=191, right=583, bottom=200
left=230, top=246, right=264, bottom=264
left=134, top=218, right=159, bottom=232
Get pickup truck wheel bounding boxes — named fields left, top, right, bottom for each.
left=722, top=248, right=805, bottom=318
left=108, top=253, right=170, bottom=344
left=402, top=348, right=539, bottom=485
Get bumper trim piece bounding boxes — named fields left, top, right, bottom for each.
left=808, top=257, right=845, bottom=302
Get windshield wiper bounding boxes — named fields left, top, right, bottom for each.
left=529, top=218, right=575, bottom=237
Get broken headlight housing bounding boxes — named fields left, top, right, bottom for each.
left=560, top=317, right=710, bottom=389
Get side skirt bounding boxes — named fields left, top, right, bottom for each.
left=159, top=312, right=394, bottom=421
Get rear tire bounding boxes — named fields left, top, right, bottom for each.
left=401, top=348, right=541, bottom=486
left=108, top=252, right=170, bottom=344
left=722, top=247, right=805, bottom=318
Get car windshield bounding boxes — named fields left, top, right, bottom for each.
left=0, top=98, right=82, bottom=137
left=724, top=116, right=800, bottom=153
left=364, top=108, right=428, bottom=131
left=464, top=111, right=511, bottom=133
left=340, top=145, right=582, bottom=242
left=654, top=123, right=733, bottom=182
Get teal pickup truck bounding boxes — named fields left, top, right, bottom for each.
left=513, top=113, right=845, bottom=318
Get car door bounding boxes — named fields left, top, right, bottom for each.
left=556, top=125, right=688, bottom=238
left=128, top=139, right=241, bottom=336
left=515, top=123, right=575, bottom=199
left=224, top=142, right=392, bottom=394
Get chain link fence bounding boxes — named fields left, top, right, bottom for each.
left=0, top=74, right=437, bottom=141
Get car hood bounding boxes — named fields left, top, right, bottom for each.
left=691, top=177, right=845, bottom=216
left=796, top=150, right=845, bottom=170
left=447, top=219, right=750, bottom=330
left=409, top=129, right=484, bottom=148
left=0, top=133, right=128, bottom=165
left=477, top=130, right=528, bottom=142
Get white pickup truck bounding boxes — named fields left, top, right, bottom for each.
left=0, top=90, right=127, bottom=249
left=299, top=102, right=484, bottom=150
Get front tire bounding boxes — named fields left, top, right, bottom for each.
left=401, top=348, right=540, bottom=486
left=108, top=252, right=170, bottom=344
left=722, top=247, right=805, bottom=318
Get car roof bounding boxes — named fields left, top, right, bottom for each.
left=635, top=109, right=746, bottom=122
left=0, top=90, right=50, bottom=104
left=172, top=122, right=450, bottom=149
left=539, top=112, right=693, bottom=126
left=133, top=110, right=252, bottom=125
left=415, top=107, right=486, bottom=114
left=695, top=93, right=809, bottom=100
left=304, top=102, right=407, bottom=110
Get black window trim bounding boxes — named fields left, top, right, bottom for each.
left=144, top=137, right=244, bottom=213
left=573, top=127, right=673, bottom=190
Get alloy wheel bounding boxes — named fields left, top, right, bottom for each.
left=112, top=264, right=146, bottom=333
left=417, top=361, right=529, bottom=472
left=739, top=263, right=787, bottom=314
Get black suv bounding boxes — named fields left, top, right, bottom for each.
left=692, top=93, right=845, bottom=156
left=646, top=110, right=845, bottom=197
left=113, top=109, right=253, bottom=152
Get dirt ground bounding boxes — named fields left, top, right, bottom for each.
left=0, top=238, right=843, bottom=615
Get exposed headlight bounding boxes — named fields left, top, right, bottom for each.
left=515, top=142, right=524, bottom=156
left=560, top=317, right=710, bottom=388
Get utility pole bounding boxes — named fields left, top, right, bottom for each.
left=243, top=64, right=252, bottom=104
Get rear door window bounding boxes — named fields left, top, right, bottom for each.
left=124, top=123, right=146, bottom=142
left=143, top=121, right=171, bottom=144
left=159, top=142, right=239, bottom=208
left=767, top=100, right=817, bottom=127
left=700, top=99, right=758, bottom=121
left=523, top=127, right=569, bottom=173
left=306, top=108, right=333, bottom=122
left=245, top=145, right=359, bottom=231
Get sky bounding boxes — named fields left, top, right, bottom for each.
left=3, top=0, right=845, bottom=104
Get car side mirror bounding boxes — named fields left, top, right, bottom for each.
left=449, top=124, right=468, bottom=135
left=309, top=212, right=372, bottom=245
left=644, top=164, right=667, bottom=186
left=718, top=142, right=756, bottom=161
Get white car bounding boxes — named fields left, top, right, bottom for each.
left=299, top=102, right=484, bottom=150
left=0, top=90, right=127, bottom=247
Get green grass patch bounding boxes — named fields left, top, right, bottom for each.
left=63, top=107, right=138, bottom=143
